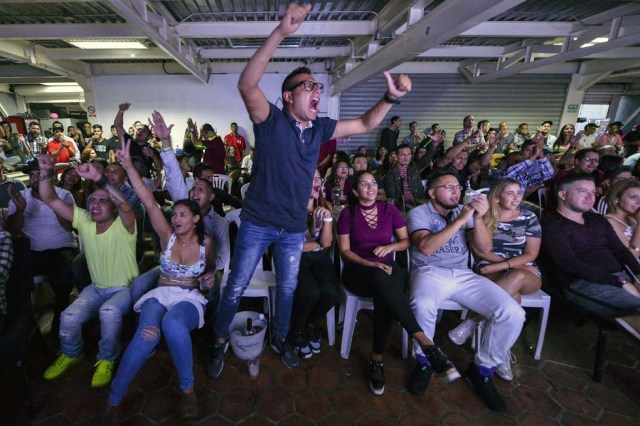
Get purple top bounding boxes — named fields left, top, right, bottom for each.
left=337, top=201, right=405, bottom=262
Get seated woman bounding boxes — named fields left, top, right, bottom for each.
left=371, top=146, right=387, bottom=169
left=552, top=124, right=575, bottom=155
left=324, top=159, right=352, bottom=206
left=605, top=180, right=640, bottom=269
left=57, top=166, right=85, bottom=208
left=289, top=169, right=340, bottom=358
left=337, top=171, right=459, bottom=397
left=449, top=179, right=542, bottom=381
left=107, top=117, right=216, bottom=421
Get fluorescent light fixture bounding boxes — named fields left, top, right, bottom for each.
left=67, top=39, right=147, bottom=49
left=41, top=82, right=80, bottom=86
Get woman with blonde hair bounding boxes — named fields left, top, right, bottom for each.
left=605, top=179, right=640, bottom=260
left=449, top=178, right=542, bottom=381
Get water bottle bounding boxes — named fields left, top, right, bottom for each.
left=242, top=318, right=254, bottom=336
left=332, top=186, right=341, bottom=206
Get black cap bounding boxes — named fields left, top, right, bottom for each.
left=610, top=121, right=623, bottom=128
left=585, top=123, right=599, bottom=129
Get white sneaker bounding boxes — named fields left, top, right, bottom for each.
left=448, top=319, right=476, bottom=345
left=496, top=351, right=516, bottom=381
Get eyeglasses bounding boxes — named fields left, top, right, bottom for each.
left=433, top=184, right=463, bottom=191
left=359, top=180, right=378, bottom=188
left=582, top=157, right=599, bottom=163
left=287, top=80, right=324, bottom=93
left=337, top=166, right=349, bottom=170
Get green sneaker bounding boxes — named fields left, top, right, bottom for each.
left=91, top=360, right=114, bottom=388
left=43, top=353, right=85, bottom=380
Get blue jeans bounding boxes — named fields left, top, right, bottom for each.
left=109, top=298, right=199, bottom=406
left=214, top=219, right=304, bottom=341
left=59, top=285, right=132, bottom=361
left=131, top=266, right=161, bottom=303
left=565, top=279, right=640, bottom=319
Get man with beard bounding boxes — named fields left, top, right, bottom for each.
left=207, top=2, right=412, bottom=377
left=407, top=171, right=525, bottom=412
left=541, top=173, right=640, bottom=334
left=6, top=160, right=78, bottom=339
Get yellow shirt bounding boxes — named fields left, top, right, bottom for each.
left=72, top=206, right=138, bottom=289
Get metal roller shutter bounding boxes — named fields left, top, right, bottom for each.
left=339, top=73, right=571, bottom=153
left=583, top=83, right=626, bottom=105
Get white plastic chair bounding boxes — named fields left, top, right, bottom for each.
left=212, top=174, right=232, bottom=195
left=537, top=187, right=549, bottom=217
left=240, top=183, right=250, bottom=200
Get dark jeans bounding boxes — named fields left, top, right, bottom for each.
left=343, top=260, right=420, bottom=355
left=32, top=247, right=78, bottom=335
left=564, top=279, right=640, bottom=319
left=290, top=251, right=340, bottom=336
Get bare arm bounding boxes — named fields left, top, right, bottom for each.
left=238, top=3, right=312, bottom=124
left=411, top=206, right=474, bottom=256
left=435, top=137, right=473, bottom=168
left=35, top=155, right=75, bottom=222
left=114, top=103, right=129, bottom=137
left=115, top=129, right=170, bottom=244
left=332, top=72, right=412, bottom=139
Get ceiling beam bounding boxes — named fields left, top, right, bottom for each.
left=105, top=0, right=208, bottom=83
left=0, top=40, right=89, bottom=80
left=461, top=21, right=574, bottom=37
left=45, top=47, right=169, bottom=60
left=331, top=0, right=528, bottom=95
left=0, top=24, right=144, bottom=39
left=176, top=21, right=376, bottom=38
left=200, top=46, right=350, bottom=59
left=467, top=31, right=640, bottom=83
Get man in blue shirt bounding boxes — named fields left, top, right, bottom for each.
left=207, top=2, right=412, bottom=377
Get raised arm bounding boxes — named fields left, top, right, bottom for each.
left=114, top=102, right=130, bottom=137
left=115, top=129, right=171, bottom=244
left=36, top=155, right=75, bottom=222
left=332, top=72, right=411, bottom=139
left=238, top=3, right=311, bottom=124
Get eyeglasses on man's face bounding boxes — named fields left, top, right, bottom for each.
left=434, top=184, right=463, bottom=192
left=288, top=80, right=324, bottom=93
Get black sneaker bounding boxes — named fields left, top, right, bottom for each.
left=464, top=362, right=506, bottom=412
left=369, top=360, right=385, bottom=396
left=292, top=331, right=313, bottom=359
left=423, top=345, right=461, bottom=382
left=206, top=341, right=226, bottom=379
left=408, top=355, right=433, bottom=396
left=270, top=336, right=300, bottom=369
left=306, top=324, right=321, bottom=354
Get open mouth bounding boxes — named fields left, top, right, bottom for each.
left=310, top=98, right=319, bottom=113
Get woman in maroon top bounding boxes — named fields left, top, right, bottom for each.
left=337, top=171, right=457, bottom=397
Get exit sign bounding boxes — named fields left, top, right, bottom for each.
left=567, top=104, right=579, bottom=113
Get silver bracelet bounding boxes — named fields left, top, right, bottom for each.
left=322, top=217, right=333, bottom=222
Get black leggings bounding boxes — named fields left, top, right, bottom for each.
left=343, top=260, right=421, bottom=355
left=290, top=251, right=340, bottom=336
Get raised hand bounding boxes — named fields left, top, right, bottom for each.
left=7, top=185, right=26, bottom=211
left=383, top=71, right=412, bottom=99
left=149, top=110, right=173, bottom=140
left=469, top=195, right=489, bottom=217
left=114, top=136, right=133, bottom=168
left=187, top=118, right=197, bottom=132
left=38, top=154, right=56, bottom=172
left=76, top=162, right=103, bottom=182
left=118, top=102, right=131, bottom=113
left=277, top=3, right=311, bottom=37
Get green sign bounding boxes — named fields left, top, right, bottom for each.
left=567, top=104, right=579, bottom=113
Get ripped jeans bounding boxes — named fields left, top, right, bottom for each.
left=108, top=298, right=199, bottom=406
left=59, top=284, right=131, bottom=361
left=214, top=219, right=304, bottom=341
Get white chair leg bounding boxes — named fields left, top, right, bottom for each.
left=326, top=306, right=336, bottom=346
left=340, top=296, right=358, bottom=359
left=534, top=298, right=551, bottom=360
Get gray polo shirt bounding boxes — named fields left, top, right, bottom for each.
left=407, top=201, right=473, bottom=269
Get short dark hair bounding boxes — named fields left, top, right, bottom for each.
left=281, top=66, right=312, bottom=94
left=231, top=122, right=238, bottom=127
left=431, top=123, right=440, bottom=131
left=92, top=124, right=103, bottom=131
left=110, top=124, right=116, bottom=130
left=29, top=121, right=41, bottom=128
left=397, top=143, right=411, bottom=152
left=390, top=116, right=400, bottom=124
left=557, top=173, right=596, bottom=192
left=428, top=169, right=460, bottom=189
left=597, top=154, right=623, bottom=174
left=193, top=162, right=214, bottom=179
left=477, top=120, right=490, bottom=129
left=520, top=140, right=535, bottom=151
left=201, top=123, right=214, bottom=134
left=409, top=121, right=417, bottom=126
left=541, top=120, right=553, bottom=126
left=574, top=148, right=598, bottom=161
left=90, top=157, right=109, bottom=169
left=604, top=166, right=632, bottom=181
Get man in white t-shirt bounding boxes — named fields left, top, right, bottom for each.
left=578, top=123, right=600, bottom=149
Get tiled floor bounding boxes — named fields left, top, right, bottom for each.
left=1, top=303, right=639, bottom=425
